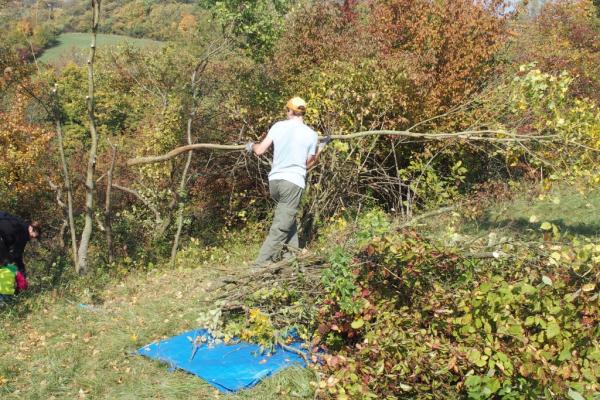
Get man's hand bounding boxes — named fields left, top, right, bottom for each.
left=250, top=137, right=274, bottom=156
left=318, top=135, right=332, bottom=151
left=308, top=136, right=331, bottom=169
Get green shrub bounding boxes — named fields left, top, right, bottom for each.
left=315, top=229, right=599, bottom=399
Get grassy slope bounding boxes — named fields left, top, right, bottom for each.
left=465, top=183, right=599, bottom=238
left=0, top=183, right=597, bottom=399
left=39, top=33, right=163, bottom=64
left=0, top=235, right=315, bottom=399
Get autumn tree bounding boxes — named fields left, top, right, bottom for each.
left=74, top=0, right=101, bottom=274
left=510, top=0, right=600, bottom=104
left=0, top=90, right=53, bottom=217
left=201, top=0, right=292, bottom=61
left=368, top=0, right=510, bottom=122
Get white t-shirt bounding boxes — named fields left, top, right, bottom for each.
left=267, top=119, right=318, bottom=189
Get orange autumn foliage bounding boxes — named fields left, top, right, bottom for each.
left=272, top=0, right=509, bottom=127
left=369, top=0, right=509, bottom=119
left=272, top=1, right=363, bottom=84
left=178, top=13, right=198, bottom=35
left=0, top=90, right=53, bottom=212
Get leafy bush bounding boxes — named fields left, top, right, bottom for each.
left=474, top=65, right=600, bottom=183
left=511, top=0, right=600, bottom=105
left=314, top=227, right=599, bottom=399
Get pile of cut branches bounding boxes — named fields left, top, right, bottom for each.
left=201, top=252, right=327, bottom=330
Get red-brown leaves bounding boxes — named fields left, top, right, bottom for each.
left=272, top=0, right=509, bottom=126
left=511, top=0, right=600, bottom=104
left=368, top=0, right=509, bottom=117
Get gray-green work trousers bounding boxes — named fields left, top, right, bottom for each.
left=255, top=179, right=303, bottom=265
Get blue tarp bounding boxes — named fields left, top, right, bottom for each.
left=138, top=329, right=307, bottom=393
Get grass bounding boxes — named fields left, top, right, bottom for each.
left=39, top=33, right=163, bottom=64
left=0, top=232, right=316, bottom=399
left=412, top=181, right=600, bottom=263
left=471, top=183, right=600, bottom=238
left=1, top=182, right=597, bottom=399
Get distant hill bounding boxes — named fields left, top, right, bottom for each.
left=2, top=0, right=206, bottom=41
left=39, top=32, right=163, bottom=64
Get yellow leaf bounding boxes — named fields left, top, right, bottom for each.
left=582, top=283, right=595, bottom=292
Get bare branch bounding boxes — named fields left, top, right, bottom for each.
left=127, top=143, right=244, bottom=166
left=111, top=183, right=162, bottom=223
left=126, top=129, right=558, bottom=167
left=105, top=141, right=117, bottom=263
left=51, top=84, right=79, bottom=270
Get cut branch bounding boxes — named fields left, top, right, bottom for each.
left=127, top=143, right=244, bottom=166
left=126, top=129, right=558, bottom=167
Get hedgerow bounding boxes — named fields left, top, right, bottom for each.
left=312, top=217, right=599, bottom=399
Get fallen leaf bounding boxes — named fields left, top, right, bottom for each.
left=582, top=283, right=595, bottom=292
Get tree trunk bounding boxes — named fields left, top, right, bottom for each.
left=170, top=62, right=205, bottom=266
left=77, top=0, right=101, bottom=274
left=105, top=141, right=116, bottom=264
left=51, top=85, right=78, bottom=271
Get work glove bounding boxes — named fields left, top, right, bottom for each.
left=318, top=135, right=332, bottom=151
left=245, top=141, right=254, bottom=154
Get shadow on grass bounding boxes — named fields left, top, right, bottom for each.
left=478, top=215, right=600, bottom=237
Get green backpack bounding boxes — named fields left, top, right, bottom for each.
left=0, top=264, right=17, bottom=295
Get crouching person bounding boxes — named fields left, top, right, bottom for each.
left=0, top=212, right=40, bottom=301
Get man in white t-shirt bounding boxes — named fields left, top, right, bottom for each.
left=246, top=97, right=328, bottom=266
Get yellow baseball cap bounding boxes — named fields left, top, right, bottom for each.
left=286, top=97, right=307, bottom=112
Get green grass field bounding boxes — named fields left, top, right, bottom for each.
left=39, top=33, right=163, bottom=64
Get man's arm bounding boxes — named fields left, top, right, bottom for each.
left=307, top=135, right=331, bottom=169
left=248, top=136, right=274, bottom=156
left=10, top=238, right=27, bottom=276
left=306, top=147, right=322, bottom=169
